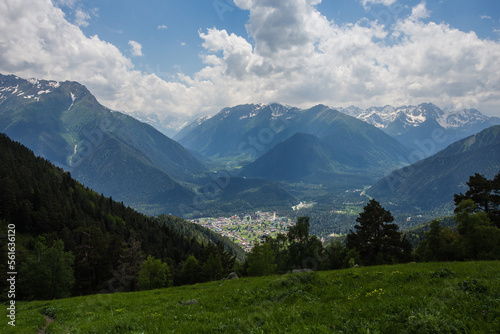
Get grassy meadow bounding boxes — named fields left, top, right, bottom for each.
left=2, top=261, right=500, bottom=333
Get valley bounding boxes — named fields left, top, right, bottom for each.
left=1, top=73, right=499, bottom=237
left=1, top=73, right=500, bottom=332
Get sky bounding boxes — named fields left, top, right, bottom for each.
left=1, top=0, right=500, bottom=121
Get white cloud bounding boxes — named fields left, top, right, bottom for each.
left=0, top=0, right=499, bottom=121
left=0, top=0, right=207, bottom=117
left=157, top=24, right=168, bottom=30
left=360, top=0, right=399, bottom=9
left=52, top=0, right=78, bottom=8
left=52, top=0, right=96, bottom=27
left=128, top=40, right=144, bottom=57
left=74, top=8, right=91, bottom=27
left=199, top=0, right=500, bottom=115
left=410, top=2, right=430, bottom=21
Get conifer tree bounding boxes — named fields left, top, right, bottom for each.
left=181, top=255, right=200, bottom=285
left=202, top=253, right=224, bottom=281
left=454, top=171, right=500, bottom=228
left=286, top=217, right=324, bottom=270
left=346, top=199, right=412, bottom=265
left=454, top=199, right=500, bottom=260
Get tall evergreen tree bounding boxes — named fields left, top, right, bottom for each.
left=454, top=199, right=500, bottom=260
left=286, top=217, right=324, bottom=270
left=202, top=253, right=224, bottom=281
left=454, top=171, right=500, bottom=228
left=180, top=255, right=200, bottom=285
left=414, top=220, right=459, bottom=262
left=215, top=241, right=236, bottom=276
left=346, top=199, right=412, bottom=265
left=322, top=241, right=348, bottom=270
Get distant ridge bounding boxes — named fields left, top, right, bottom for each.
left=338, top=102, right=500, bottom=152
left=177, top=103, right=410, bottom=187
left=368, top=125, right=500, bottom=211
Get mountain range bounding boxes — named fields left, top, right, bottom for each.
left=0, top=74, right=299, bottom=216
left=0, top=74, right=204, bottom=215
left=2, top=72, right=499, bottom=218
left=175, top=103, right=411, bottom=187
left=338, top=103, right=500, bottom=152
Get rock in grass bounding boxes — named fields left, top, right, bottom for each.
left=226, top=272, right=239, bottom=280
left=179, top=299, right=197, bottom=305
left=292, top=269, right=313, bottom=274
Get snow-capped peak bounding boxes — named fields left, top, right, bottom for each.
left=437, top=108, right=489, bottom=129
left=0, top=74, right=64, bottom=104
left=337, top=103, right=495, bottom=130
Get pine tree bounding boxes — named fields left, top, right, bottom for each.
left=346, top=199, right=412, bottom=265
left=454, top=199, right=500, bottom=260
left=286, top=217, right=323, bottom=270
left=202, top=253, right=224, bottom=281
left=414, top=220, right=459, bottom=262
left=180, top=255, right=200, bottom=285
left=454, top=171, right=500, bottom=228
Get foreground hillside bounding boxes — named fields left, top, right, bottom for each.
left=3, top=261, right=499, bottom=333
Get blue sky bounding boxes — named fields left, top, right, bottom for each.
left=68, top=0, right=500, bottom=78
left=1, top=0, right=500, bottom=119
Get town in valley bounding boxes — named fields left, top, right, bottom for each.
left=190, top=211, right=296, bottom=252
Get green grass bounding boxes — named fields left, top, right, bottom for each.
left=3, top=262, right=500, bottom=333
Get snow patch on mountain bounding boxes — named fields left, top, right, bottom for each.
left=0, top=75, right=63, bottom=103
left=438, top=108, right=490, bottom=128
left=67, top=92, right=77, bottom=111
left=337, top=103, right=497, bottom=130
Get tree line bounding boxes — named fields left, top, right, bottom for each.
left=414, top=172, right=500, bottom=261
left=245, top=171, right=500, bottom=277
left=245, top=199, right=412, bottom=276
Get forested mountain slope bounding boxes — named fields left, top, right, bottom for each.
left=368, top=126, right=500, bottom=211
left=0, top=133, right=242, bottom=298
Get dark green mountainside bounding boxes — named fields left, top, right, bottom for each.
left=286, top=105, right=410, bottom=169
left=241, top=133, right=340, bottom=182
left=0, top=74, right=206, bottom=215
left=0, top=133, right=243, bottom=297
left=368, top=125, right=500, bottom=211
left=197, top=177, right=297, bottom=216
left=240, top=132, right=373, bottom=186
